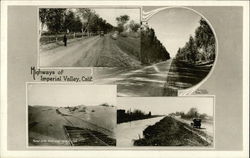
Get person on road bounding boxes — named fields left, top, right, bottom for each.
left=63, top=34, right=67, bottom=47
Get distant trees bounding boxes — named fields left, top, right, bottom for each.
left=115, top=15, right=140, bottom=39
left=174, top=111, right=185, bottom=116
left=186, top=107, right=199, bottom=118
left=116, top=15, right=130, bottom=25
left=175, top=107, right=208, bottom=120
left=117, top=109, right=154, bottom=123
left=175, top=18, right=216, bottom=64
left=129, top=20, right=140, bottom=32
left=148, top=111, right=152, bottom=117
left=116, top=15, right=130, bottom=33
left=141, top=27, right=170, bottom=65
left=100, top=103, right=110, bottom=107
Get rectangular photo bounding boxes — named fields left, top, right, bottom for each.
left=116, top=96, right=214, bottom=147
left=38, top=8, right=141, bottom=68
left=27, top=83, right=116, bottom=146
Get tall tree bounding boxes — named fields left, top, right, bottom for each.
left=39, top=8, right=49, bottom=36
left=45, top=8, right=66, bottom=41
left=175, top=18, right=215, bottom=64
left=195, top=18, right=214, bottom=50
left=76, top=9, right=113, bottom=35
left=186, top=107, right=199, bottom=118
left=141, top=27, right=170, bottom=64
left=195, top=18, right=215, bottom=61
left=71, top=16, right=83, bottom=32
left=116, top=15, right=130, bottom=33
left=188, top=36, right=197, bottom=64
left=76, top=8, right=95, bottom=36
left=129, top=20, right=140, bottom=32
left=63, top=10, right=75, bottom=32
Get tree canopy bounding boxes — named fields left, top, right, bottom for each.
left=39, top=8, right=113, bottom=35
left=129, top=20, right=140, bottom=32
left=175, top=18, right=216, bottom=64
left=116, top=15, right=130, bottom=33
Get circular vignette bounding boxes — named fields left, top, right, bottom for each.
left=143, top=6, right=218, bottom=95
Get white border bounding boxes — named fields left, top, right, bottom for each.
left=1, top=1, right=249, bottom=158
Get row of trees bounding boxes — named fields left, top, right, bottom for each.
left=141, top=27, right=170, bottom=65
left=175, top=18, right=216, bottom=64
left=39, top=8, right=113, bottom=37
left=172, top=107, right=208, bottom=120
left=117, top=109, right=152, bottom=123
left=115, top=15, right=140, bottom=33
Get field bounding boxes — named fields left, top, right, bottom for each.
left=28, top=104, right=116, bottom=146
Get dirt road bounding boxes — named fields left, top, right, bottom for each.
left=39, top=34, right=141, bottom=67
left=28, top=105, right=115, bottom=146
left=94, top=59, right=173, bottom=96
left=57, top=106, right=115, bottom=137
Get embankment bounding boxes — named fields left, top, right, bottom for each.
left=134, top=116, right=212, bottom=146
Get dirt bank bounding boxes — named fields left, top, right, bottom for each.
left=134, top=116, right=212, bottom=146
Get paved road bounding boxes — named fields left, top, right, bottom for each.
left=94, top=58, right=212, bottom=96
left=116, top=117, right=165, bottom=147
left=94, top=59, right=173, bottom=96
left=39, top=34, right=140, bottom=67
left=166, top=59, right=212, bottom=90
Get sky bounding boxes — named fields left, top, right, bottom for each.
left=118, top=97, right=214, bottom=116
left=148, top=8, right=202, bottom=58
left=94, top=8, right=141, bottom=26
left=28, top=84, right=116, bottom=107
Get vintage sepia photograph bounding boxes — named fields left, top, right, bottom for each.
left=116, top=97, right=214, bottom=147
left=2, top=1, right=249, bottom=158
left=39, top=8, right=141, bottom=67
left=160, top=7, right=216, bottom=95
left=93, top=7, right=216, bottom=97
left=27, top=84, right=116, bottom=146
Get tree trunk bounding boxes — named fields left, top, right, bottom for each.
left=55, top=33, right=58, bottom=42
